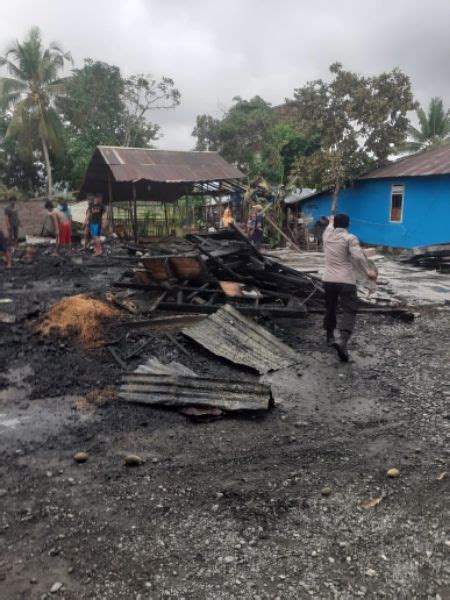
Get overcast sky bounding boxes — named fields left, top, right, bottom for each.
left=1, top=0, right=449, bottom=149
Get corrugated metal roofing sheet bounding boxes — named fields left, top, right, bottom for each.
left=97, top=146, right=245, bottom=183
left=119, top=373, right=272, bottom=411
left=361, top=144, right=450, bottom=179
left=182, top=304, right=298, bottom=374
left=284, top=188, right=317, bottom=204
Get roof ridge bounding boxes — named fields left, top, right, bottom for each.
left=97, top=145, right=218, bottom=154
left=361, top=142, right=450, bottom=179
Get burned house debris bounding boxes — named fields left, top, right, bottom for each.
left=112, top=225, right=415, bottom=322
left=113, top=226, right=322, bottom=318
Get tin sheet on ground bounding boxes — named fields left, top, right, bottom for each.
left=120, top=373, right=272, bottom=412
left=182, top=304, right=299, bottom=373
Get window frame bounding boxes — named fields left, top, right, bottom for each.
left=389, top=183, right=404, bottom=223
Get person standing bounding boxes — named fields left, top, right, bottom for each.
left=4, top=196, right=20, bottom=248
left=44, top=201, right=63, bottom=255
left=222, top=203, right=234, bottom=229
left=82, top=195, right=94, bottom=250
left=88, top=194, right=105, bottom=256
left=323, top=213, right=377, bottom=362
left=56, top=197, right=73, bottom=255
left=250, top=204, right=265, bottom=250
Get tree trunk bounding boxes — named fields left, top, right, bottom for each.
left=330, top=182, right=341, bottom=216
left=41, top=137, right=53, bottom=199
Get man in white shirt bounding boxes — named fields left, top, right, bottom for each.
left=323, top=213, right=377, bottom=361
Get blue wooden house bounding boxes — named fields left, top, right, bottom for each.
left=294, top=145, right=450, bottom=249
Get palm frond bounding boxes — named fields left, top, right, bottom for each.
left=406, top=124, right=426, bottom=145
left=0, top=76, right=27, bottom=98
left=0, top=58, right=25, bottom=80
left=38, top=106, right=64, bottom=156
left=416, top=107, right=430, bottom=139
left=6, top=97, right=35, bottom=138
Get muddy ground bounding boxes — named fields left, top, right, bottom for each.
left=0, top=248, right=449, bottom=599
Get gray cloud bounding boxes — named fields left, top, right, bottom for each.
left=1, top=0, right=449, bottom=149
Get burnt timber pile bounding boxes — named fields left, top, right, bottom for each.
left=113, top=225, right=413, bottom=320
left=113, top=225, right=322, bottom=317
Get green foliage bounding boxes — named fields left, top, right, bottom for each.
left=0, top=27, right=72, bottom=196
left=290, top=63, right=416, bottom=199
left=192, top=114, right=220, bottom=151
left=192, top=98, right=319, bottom=183
left=400, top=97, right=450, bottom=152
left=54, top=63, right=181, bottom=189
left=53, top=60, right=125, bottom=187
left=120, top=74, right=180, bottom=147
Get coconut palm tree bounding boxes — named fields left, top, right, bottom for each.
left=0, top=27, right=72, bottom=197
left=402, top=97, right=450, bottom=153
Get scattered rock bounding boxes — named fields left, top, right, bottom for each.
left=124, top=454, right=144, bottom=466
left=224, top=556, right=235, bottom=564
left=73, top=451, right=88, bottom=463
left=321, top=486, right=332, bottom=497
left=50, top=582, right=63, bottom=593
left=365, top=568, right=377, bottom=578
left=387, top=468, right=400, bottom=478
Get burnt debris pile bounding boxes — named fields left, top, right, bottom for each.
left=400, top=242, right=450, bottom=272
left=113, top=225, right=324, bottom=318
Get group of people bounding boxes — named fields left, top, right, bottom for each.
left=44, top=197, right=73, bottom=255
left=44, top=192, right=106, bottom=256
left=0, top=193, right=107, bottom=268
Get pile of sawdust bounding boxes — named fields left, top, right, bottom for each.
left=38, top=294, right=120, bottom=347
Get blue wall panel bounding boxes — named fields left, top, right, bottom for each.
left=299, top=175, right=450, bottom=248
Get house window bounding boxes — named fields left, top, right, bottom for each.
left=390, top=184, right=404, bottom=222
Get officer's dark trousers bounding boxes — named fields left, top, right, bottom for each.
left=323, top=282, right=358, bottom=335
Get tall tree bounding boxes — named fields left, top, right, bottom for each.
left=192, top=98, right=318, bottom=182
left=289, top=63, right=416, bottom=212
left=192, top=97, right=287, bottom=181
left=55, top=59, right=125, bottom=187
left=55, top=61, right=181, bottom=188
left=0, top=27, right=72, bottom=197
left=120, top=74, right=180, bottom=147
left=401, top=97, right=450, bottom=152
left=192, top=114, right=220, bottom=151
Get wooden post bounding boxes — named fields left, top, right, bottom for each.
left=132, top=182, right=138, bottom=242
left=218, top=186, right=222, bottom=230
left=330, top=183, right=340, bottom=216
left=264, top=214, right=303, bottom=254
left=107, top=173, right=114, bottom=234
left=163, top=201, right=169, bottom=236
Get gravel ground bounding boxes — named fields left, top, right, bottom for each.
left=0, top=250, right=449, bottom=599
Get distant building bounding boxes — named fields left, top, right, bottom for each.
left=290, top=145, right=450, bottom=249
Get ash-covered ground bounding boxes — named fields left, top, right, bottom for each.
left=0, top=249, right=449, bottom=599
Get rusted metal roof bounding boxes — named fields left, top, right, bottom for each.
left=182, top=304, right=299, bottom=374
left=119, top=373, right=272, bottom=411
left=361, top=144, right=450, bottom=179
left=97, top=146, right=245, bottom=183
